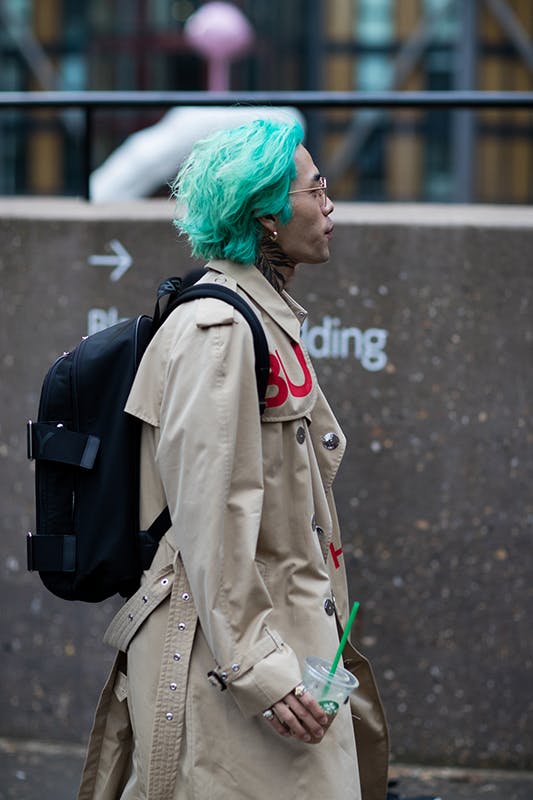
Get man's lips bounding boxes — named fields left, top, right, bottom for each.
left=325, top=225, right=334, bottom=239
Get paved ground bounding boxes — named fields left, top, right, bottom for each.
left=1, top=737, right=532, bottom=800
left=387, top=763, right=533, bottom=800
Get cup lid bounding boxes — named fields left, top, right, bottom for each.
left=305, top=655, right=359, bottom=690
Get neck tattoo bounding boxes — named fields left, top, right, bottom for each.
left=255, top=238, right=296, bottom=293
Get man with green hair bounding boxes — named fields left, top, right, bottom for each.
left=79, top=118, right=388, bottom=800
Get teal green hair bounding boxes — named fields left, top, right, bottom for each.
left=171, top=118, right=304, bottom=264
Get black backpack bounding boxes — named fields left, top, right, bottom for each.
left=26, top=276, right=270, bottom=603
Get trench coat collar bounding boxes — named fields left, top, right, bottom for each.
left=206, top=259, right=307, bottom=342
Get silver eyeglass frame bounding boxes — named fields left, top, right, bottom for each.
left=288, top=176, right=328, bottom=208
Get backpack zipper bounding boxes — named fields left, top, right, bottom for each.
left=37, top=351, right=70, bottom=422
left=72, top=338, right=87, bottom=431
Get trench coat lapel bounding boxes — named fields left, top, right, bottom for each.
left=206, top=259, right=305, bottom=343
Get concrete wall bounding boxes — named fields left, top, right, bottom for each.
left=1, top=199, right=531, bottom=770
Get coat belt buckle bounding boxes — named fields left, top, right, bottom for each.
left=207, top=670, right=227, bottom=691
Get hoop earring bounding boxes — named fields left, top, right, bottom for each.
left=269, top=230, right=278, bottom=242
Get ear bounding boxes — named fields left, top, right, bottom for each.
left=256, top=213, right=278, bottom=238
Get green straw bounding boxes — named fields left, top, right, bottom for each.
left=331, top=600, right=360, bottom=675
left=321, top=601, right=360, bottom=701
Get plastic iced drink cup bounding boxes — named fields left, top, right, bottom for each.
left=303, top=655, right=359, bottom=716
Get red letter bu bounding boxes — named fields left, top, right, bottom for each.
left=266, top=343, right=313, bottom=408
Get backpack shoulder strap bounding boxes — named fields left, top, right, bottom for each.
left=158, top=282, right=270, bottom=416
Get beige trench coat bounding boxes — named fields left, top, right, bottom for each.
left=78, top=261, right=389, bottom=800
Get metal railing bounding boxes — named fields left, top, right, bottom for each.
left=1, top=90, right=533, bottom=199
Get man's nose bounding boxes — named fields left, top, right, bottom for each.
left=323, top=196, right=334, bottom=215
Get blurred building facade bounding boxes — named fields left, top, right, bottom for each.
left=0, top=0, right=532, bottom=202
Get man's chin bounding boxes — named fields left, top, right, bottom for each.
left=310, top=247, right=331, bottom=265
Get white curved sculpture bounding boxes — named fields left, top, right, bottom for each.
left=90, top=106, right=306, bottom=202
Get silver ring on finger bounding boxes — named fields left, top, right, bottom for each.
left=262, top=708, right=275, bottom=720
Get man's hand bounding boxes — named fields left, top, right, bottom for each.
left=262, top=685, right=335, bottom=744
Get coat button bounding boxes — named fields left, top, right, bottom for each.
left=322, top=432, right=340, bottom=450
left=166, top=712, right=174, bottom=721
left=296, top=426, right=306, bottom=444
left=324, top=599, right=335, bottom=616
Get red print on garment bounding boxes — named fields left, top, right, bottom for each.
left=266, top=342, right=313, bottom=408
left=329, top=543, right=343, bottom=569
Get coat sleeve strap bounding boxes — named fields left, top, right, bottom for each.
left=207, top=627, right=284, bottom=690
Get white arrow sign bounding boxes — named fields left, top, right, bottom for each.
left=88, top=239, right=132, bottom=282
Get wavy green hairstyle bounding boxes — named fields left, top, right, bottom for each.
left=171, top=118, right=304, bottom=264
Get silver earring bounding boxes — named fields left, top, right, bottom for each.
left=269, top=230, right=278, bottom=242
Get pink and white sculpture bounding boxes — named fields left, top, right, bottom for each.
left=184, top=2, right=255, bottom=91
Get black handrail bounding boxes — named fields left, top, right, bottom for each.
left=2, top=91, right=532, bottom=198
left=2, top=89, right=533, bottom=108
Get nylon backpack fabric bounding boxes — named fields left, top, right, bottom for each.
left=26, top=277, right=269, bottom=603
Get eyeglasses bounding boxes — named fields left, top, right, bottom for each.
left=288, top=176, right=328, bottom=210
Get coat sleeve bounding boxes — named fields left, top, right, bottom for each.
left=155, top=299, right=302, bottom=717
